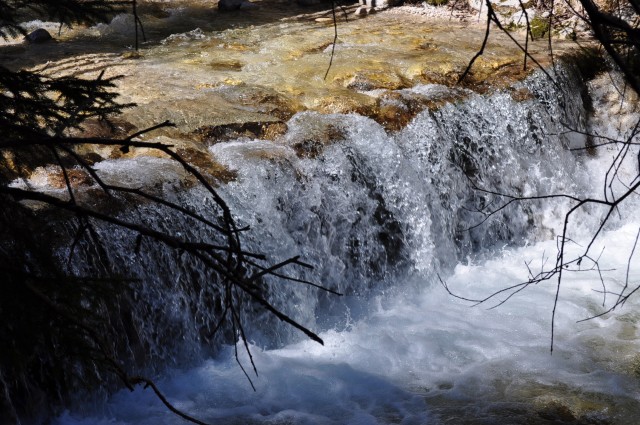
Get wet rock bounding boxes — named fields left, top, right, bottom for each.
left=28, top=166, right=93, bottom=190
left=288, top=123, right=347, bottom=159
left=24, top=28, right=53, bottom=44
left=630, top=353, right=640, bottom=377
left=207, top=59, right=244, bottom=71
left=537, top=399, right=577, bottom=422
left=375, top=92, right=419, bottom=131
left=122, top=51, right=143, bottom=60
left=174, top=147, right=237, bottom=184
left=194, top=121, right=288, bottom=143
left=531, top=393, right=614, bottom=425
left=340, top=70, right=407, bottom=91
left=127, top=90, right=292, bottom=133
left=509, top=87, right=535, bottom=102
left=291, top=139, right=324, bottom=158
left=67, top=118, right=138, bottom=161
left=214, top=86, right=301, bottom=121
left=314, top=93, right=377, bottom=116
left=405, top=62, right=465, bottom=87
left=260, top=122, right=289, bottom=140
left=218, top=0, right=243, bottom=10
left=74, top=118, right=138, bottom=139
left=373, top=87, right=468, bottom=131
left=455, top=56, right=532, bottom=92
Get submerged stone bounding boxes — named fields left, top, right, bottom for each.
left=340, top=70, right=408, bottom=91
left=194, top=121, right=288, bottom=143
left=208, top=59, right=244, bottom=71
left=314, top=93, right=378, bottom=115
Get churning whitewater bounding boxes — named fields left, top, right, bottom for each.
left=52, top=64, right=640, bottom=424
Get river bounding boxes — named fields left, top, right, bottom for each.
left=3, top=2, right=640, bottom=424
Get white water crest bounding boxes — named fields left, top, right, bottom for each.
left=55, top=226, right=640, bottom=425
left=51, top=62, right=640, bottom=425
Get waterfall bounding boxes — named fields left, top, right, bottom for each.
left=202, top=64, right=591, bottom=337
left=26, top=62, right=640, bottom=424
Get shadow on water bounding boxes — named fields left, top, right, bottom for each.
left=0, top=0, right=348, bottom=70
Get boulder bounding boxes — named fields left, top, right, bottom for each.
left=24, top=28, right=53, bottom=44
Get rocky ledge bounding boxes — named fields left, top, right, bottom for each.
left=4, top=0, right=592, bottom=192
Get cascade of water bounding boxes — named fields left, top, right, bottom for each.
left=26, top=63, right=588, bottom=361
left=4, top=1, right=640, bottom=422
left=39, top=62, right=640, bottom=424
left=201, top=64, right=590, bottom=337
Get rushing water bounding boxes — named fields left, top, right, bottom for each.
left=47, top=68, right=640, bottom=425
left=4, top=3, right=639, bottom=424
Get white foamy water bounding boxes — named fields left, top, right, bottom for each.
left=55, top=221, right=640, bottom=425
left=54, top=71, right=640, bottom=424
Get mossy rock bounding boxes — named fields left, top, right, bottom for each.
left=530, top=16, right=550, bottom=39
